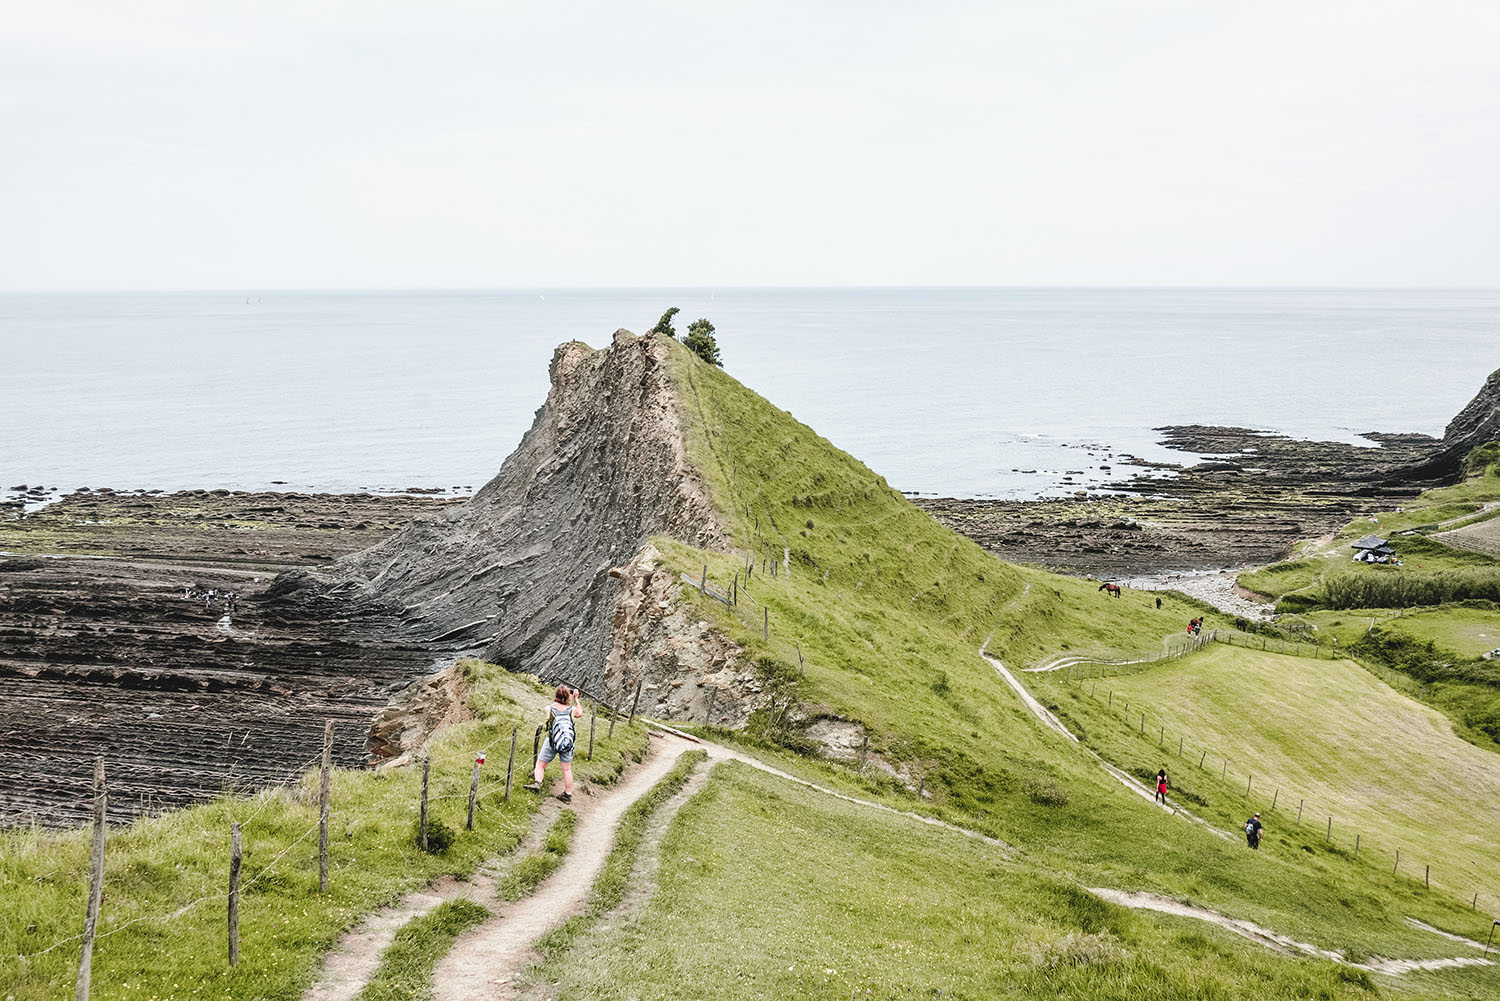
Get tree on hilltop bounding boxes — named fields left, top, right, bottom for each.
left=650, top=307, right=680, bottom=339
left=683, top=318, right=722, bottom=367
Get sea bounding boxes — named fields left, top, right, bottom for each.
left=2, top=288, right=1498, bottom=502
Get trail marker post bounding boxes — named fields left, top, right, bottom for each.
left=319, top=720, right=332, bottom=892
left=228, top=822, right=241, bottom=966
left=466, top=751, right=484, bottom=830
left=75, top=756, right=106, bottom=1001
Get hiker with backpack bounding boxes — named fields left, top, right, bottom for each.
left=1244, top=812, right=1264, bottom=849
left=526, top=685, right=583, bottom=803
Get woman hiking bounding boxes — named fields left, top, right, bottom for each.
left=1154, top=769, right=1168, bottom=805
left=525, top=685, right=583, bottom=802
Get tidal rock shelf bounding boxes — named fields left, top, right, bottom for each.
left=0, top=490, right=455, bottom=826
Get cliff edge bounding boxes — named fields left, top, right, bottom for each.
left=1391, top=366, right=1500, bottom=482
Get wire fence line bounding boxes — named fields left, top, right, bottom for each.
left=1057, top=669, right=1500, bottom=918
left=1, top=711, right=571, bottom=991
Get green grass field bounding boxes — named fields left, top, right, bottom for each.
left=544, top=761, right=1497, bottom=1000
left=1030, top=645, right=1500, bottom=902
left=0, top=666, right=646, bottom=1001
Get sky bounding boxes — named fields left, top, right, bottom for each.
left=2, top=1, right=1498, bottom=290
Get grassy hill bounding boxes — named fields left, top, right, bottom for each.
left=1028, top=645, right=1500, bottom=900
left=646, top=338, right=1500, bottom=995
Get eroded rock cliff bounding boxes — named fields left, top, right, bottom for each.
left=1392, top=367, right=1500, bottom=482
left=273, top=331, right=728, bottom=695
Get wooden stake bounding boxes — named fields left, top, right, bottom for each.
left=588, top=702, right=597, bottom=759
left=733, top=572, right=739, bottom=606
left=763, top=607, right=769, bottom=640
left=1425, top=864, right=1430, bottom=888
left=1297, top=799, right=1304, bottom=825
left=1245, top=774, right=1252, bottom=796
left=1222, top=759, right=1227, bottom=780
left=1177, top=736, right=1183, bottom=756
left=629, top=680, right=642, bottom=722
left=1326, top=816, right=1332, bottom=842
left=228, top=822, right=241, bottom=966
left=419, top=756, right=430, bottom=852
left=1394, top=849, right=1399, bottom=875
left=796, top=640, right=805, bottom=678
left=1355, top=834, right=1360, bottom=858
left=318, top=720, right=332, bottom=893
left=499, top=728, right=517, bottom=804
left=466, top=755, right=482, bottom=830
left=700, top=565, right=707, bottom=593
left=1199, top=749, right=1206, bottom=768
left=1271, top=788, right=1279, bottom=810
left=76, top=757, right=106, bottom=1001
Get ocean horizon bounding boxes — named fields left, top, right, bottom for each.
left=4, top=286, right=1498, bottom=501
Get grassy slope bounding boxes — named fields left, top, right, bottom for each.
left=1029, top=645, right=1500, bottom=899
left=549, top=761, right=1427, bottom=1001
left=652, top=338, right=1500, bottom=990
left=0, top=666, right=647, bottom=1001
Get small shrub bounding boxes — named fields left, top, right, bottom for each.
left=649, top=307, right=679, bottom=339
left=1025, top=775, right=1069, bottom=807
left=414, top=817, right=456, bottom=854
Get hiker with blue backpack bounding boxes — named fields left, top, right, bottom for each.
left=526, top=685, right=584, bottom=802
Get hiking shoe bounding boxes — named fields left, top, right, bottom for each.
left=557, top=792, right=572, bottom=803
left=522, top=781, right=542, bottom=793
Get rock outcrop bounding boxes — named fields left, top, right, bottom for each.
left=1390, top=367, right=1500, bottom=482
left=273, top=331, right=728, bottom=696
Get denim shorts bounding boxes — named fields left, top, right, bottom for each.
left=538, top=739, right=574, bottom=764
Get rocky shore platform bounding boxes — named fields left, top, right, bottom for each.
left=0, top=489, right=460, bottom=826
left=917, top=425, right=1439, bottom=578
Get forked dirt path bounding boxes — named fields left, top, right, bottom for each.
left=980, top=642, right=1235, bottom=842
left=431, top=732, right=698, bottom=1000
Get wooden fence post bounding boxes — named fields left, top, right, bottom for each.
left=1326, top=816, right=1332, bottom=842
left=504, top=727, right=517, bottom=803
left=588, top=703, right=597, bottom=759
left=1199, top=749, right=1206, bottom=769
left=1355, top=834, right=1360, bottom=858
left=466, top=753, right=482, bottom=830
left=1222, top=759, right=1227, bottom=780
left=1158, top=725, right=1164, bottom=745
left=733, top=572, right=739, bottom=606
left=1297, top=799, right=1304, bottom=825
left=1246, top=774, right=1252, bottom=797
left=1394, top=849, right=1399, bottom=875
left=796, top=641, right=805, bottom=678
left=1271, top=788, right=1279, bottom=811
left=228, top=822, right=241, bottom=966
left=763, top=607, right=769, bottom=641
left=629, top=680, right=643, bottom=722
left=1425, top=864, right=1430, bottom=889
left=419, top=756, right=430, bottom=852
left=319, top=720, right=332, bottom=893
left=76, top=756, right=106, bottom=1001
left=1108, top=691, right=1113, bottom=707
left=1139, top=712, right=1145, bottom=733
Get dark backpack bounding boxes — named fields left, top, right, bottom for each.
left=549, top=709, right=576, bottom=756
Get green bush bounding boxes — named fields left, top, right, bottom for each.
left=1320, top=568, right=1500, bottom=609
left=683, top=318, right=722, bottom=366
left=649, top=306, right=680, bottom=339
left=414, top=817, right=456, bottom=854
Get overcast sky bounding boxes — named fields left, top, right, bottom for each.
left=3, top=2, right=1497, bottom=290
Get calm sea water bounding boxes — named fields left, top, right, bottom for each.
left=2, top=288, right=1498, bottom=500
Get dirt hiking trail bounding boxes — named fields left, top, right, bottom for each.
left=432, top=732, right=697, bottom=1000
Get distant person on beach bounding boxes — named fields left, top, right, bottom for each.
left=525, top=686, right=583, bottom=803
left=1155, top=769, right=1168, bottom=804
left=1244, top=812, right=1263, bottom=849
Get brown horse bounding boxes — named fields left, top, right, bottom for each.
left=1098, top=583, right=1122, bottom=598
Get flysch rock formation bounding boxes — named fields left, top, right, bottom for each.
left=273, top=330, right=749, bottom=714
left=1391, top=366, right=1500, bottom=482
